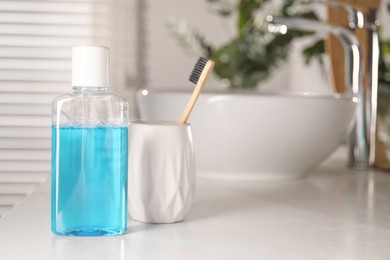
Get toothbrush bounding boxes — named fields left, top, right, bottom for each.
left=179, top=57, right=215, bottom=124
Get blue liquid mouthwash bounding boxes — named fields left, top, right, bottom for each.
left=51, top=46, right=129, bottom=236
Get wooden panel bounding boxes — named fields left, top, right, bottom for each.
left=348, top=0, right=380, bottom=9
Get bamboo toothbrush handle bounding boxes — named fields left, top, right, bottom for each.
left=179, top=60, right=215, bottom=124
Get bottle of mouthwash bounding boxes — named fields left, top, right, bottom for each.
left=51, top=46, right=128, bottom=236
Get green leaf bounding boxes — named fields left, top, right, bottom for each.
left=302, top=39, right=325, bottom=64
left=238, top=0, right=263, bottom=36
left=168, top=0, right=328, bottom=89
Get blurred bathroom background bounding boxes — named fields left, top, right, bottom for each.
left=0, top=0, right=389, bottom=217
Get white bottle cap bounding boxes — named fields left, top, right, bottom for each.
left=72, top=46, right=110, bottom=87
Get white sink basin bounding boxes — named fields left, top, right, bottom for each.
left=136, top=89, right=356, bottom=180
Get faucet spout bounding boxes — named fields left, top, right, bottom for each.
left=265, top=15, right=369, bottom=169
left=292, top=0, right=365, bottom=29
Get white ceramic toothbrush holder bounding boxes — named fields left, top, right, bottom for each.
left=128, top=121, right=196, bottom=223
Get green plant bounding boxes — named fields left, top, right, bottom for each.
left=168, top=0, right=317, bottom=89
left=378, top=3, right=390, bottom=86
left=377, top=40, right=390, bottom=116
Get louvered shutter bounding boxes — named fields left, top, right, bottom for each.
left=0, top=0, right=139, bottom=217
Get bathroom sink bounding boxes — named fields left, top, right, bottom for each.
left=136, top=89, right=356, bottom=180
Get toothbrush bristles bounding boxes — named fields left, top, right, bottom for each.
left=189, top=57, right=208, bottom=84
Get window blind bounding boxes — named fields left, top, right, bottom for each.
left=0, top=0, right=139, bottom=217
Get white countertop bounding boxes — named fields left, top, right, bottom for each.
left=1, top=147, right=390, bottom=260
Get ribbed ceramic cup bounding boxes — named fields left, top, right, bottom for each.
left=128, top=121, right=196, bottom=223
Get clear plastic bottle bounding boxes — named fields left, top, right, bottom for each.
left=51, top=46, right=128, bottom=236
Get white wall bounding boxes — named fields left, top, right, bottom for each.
left=146, top=0, right=234, bottom=90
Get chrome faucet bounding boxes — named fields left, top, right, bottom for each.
left=293, top=0, right=380, bottom=166
left=359, top=13, right=380, bottom=166
left=265, top=15, right=369, bottom=170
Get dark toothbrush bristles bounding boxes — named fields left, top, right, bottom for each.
left=189, top=57, right=208, bottom=84
left=179, top=56, right=214, bottom=124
